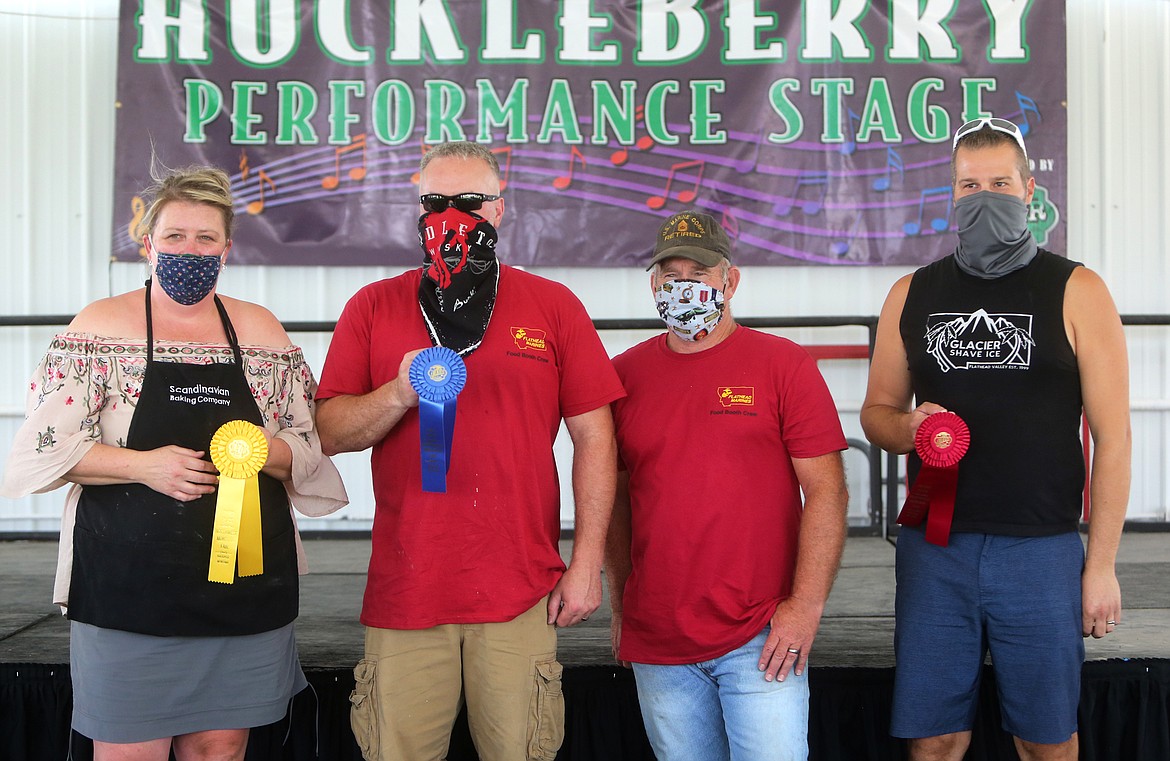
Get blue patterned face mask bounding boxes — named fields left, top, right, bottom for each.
left=152, top=249, right=224, bottom=306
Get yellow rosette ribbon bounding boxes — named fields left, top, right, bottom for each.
left=207, top=420, right=268, bottom=584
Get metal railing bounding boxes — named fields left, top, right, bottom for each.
left=3, top=313, right=1167, bottom=536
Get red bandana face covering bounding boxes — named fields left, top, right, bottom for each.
left=417, top=208, right=500, bottom=356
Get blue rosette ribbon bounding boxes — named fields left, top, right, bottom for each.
left=408, top=346, right=467, bottom=493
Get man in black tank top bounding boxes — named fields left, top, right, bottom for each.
left=861, top=119, right=1130, bottom=761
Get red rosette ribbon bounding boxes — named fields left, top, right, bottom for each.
left=896, top=411, right=971, bottom=546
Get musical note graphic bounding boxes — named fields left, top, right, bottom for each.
left=322, top=134, right=368, bottom=190
left=239, top=149, right=250, bottom=181
left=721, top=206, right=741, bottom=242
left=840, top=109, right=861, bottom=156
left=246, top=169, right=277, bottom=215
left=903, top=186, right=953, bottom=236
left=553, top=146, right=586, bottom=190
left=732, top=130, right=763, bottom=174
left=829, top=213, right=864, bottom=256
left=872, top=147, right=905, bottom=192
left=772, top=171, right=829, bottom=216
left=611, top=105, right=657, bottom=166
left=491, top=145, right=513, bottom=190
left=646, top=160, right=705, bottom=210
left=1015, top=91, right=1042, bottom=137
left=128, top=196, right=146, bottom=258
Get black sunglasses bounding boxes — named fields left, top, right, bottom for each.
left=419, top=192, right=501, bottom=214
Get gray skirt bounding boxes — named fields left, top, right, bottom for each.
left=70, top=620, right=308, bottom=744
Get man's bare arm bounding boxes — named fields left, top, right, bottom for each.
left=603, top=468, right=632, bottom=666
left=860, top=274, right=945, bottom=453
left=1067, top=267, right=1131, bottom=638
left=316, top=349, right=424, bottom=455
left=757, top=452, right=848, bottom=682
left=547, top=405, right=618, bottom=627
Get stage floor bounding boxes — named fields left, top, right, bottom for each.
left=5, top=533, right=1170, bottom=761
left=3, top=533, right=1170, bottom=669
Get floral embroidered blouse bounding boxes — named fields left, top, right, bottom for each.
left=0, top=332, right=348, bottom=608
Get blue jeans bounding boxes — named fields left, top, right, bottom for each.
left=631, top=627, right=810, bottom=761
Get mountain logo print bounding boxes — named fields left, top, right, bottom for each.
left=924, top=309, right=1034, bottom=372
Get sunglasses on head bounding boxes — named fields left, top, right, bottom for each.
left=419, top=192, right=501, bottom=214
left=952, top=117, right=1027, bottom=159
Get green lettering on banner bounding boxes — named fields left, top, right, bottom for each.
left=476, top=79, right=530, bottom=143
left=857, top=78, right=903, bottom=143
left=643, top=81, right=679, bottom=146
left=327, top=80, right=365, bottom=144
left=372, top=80, right=414, bottom=145
left=275, top=81, right=319, bottom=144
left=590, top=81, right=637, bottom=146
left=960, top=79, right=998, bottom=121
left=810, top=78, right=855, bottom=145
left=688, top=80, right=726, bottom=144
left=171, top=74, right=1035, bottom=151
left=183, top=79, right=222, bottom=143
left=537, top=79, right=584, bottom=144
left=767, top=79, right=803, bottom=144
left=424, top=80, right=467, bottom=143
left=231, top=81, right=268, bottom=144
left=907, top=79, right=949, bottom=144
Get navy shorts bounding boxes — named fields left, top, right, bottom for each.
left=891, top=528, right=1085, bottom=744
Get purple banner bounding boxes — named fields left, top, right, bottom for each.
left=112, top=0, right=1066, bottom=267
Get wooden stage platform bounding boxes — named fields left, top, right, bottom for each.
left=3, top=534, right=1170, bottom=760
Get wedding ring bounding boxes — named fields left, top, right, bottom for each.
left=787, top=648, right=801, bottom=654
left=1106, top=620, right=1116, bottom=625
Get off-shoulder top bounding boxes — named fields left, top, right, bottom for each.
left=0, top=332, right=349, bottom=608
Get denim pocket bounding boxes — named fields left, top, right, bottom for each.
left=349, top=658, right=379, bottom=760
left=527, top=657, right=565, bottom=760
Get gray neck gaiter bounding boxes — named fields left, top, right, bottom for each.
left=953, top=191, right=1038, bottom=279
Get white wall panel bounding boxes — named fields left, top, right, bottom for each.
left=1, top=0, right=1167, bottom=533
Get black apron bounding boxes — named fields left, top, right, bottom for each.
left=69, top=283, right=298, bottom=636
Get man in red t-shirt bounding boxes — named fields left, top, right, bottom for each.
left=606, top=210, right=848, bottom=760
left=316, top=141, right=624, bottom=761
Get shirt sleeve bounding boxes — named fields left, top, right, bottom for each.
left=0, top=335, right=109, bottom=498
left=317, top=286, right=376, bottom=400
left=552, top=286, right=626, bottom=418
left=259, top=348, right=349, bottom=518
left=777, top=348, right=848, bottom=459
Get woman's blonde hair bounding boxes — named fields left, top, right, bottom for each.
left=136, top=164, right=236, bottom=241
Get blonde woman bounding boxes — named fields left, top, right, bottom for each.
left=1, top=165, right=347, bottom=761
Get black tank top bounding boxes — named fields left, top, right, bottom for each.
left=900, top=251, right=1084, bottom=535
